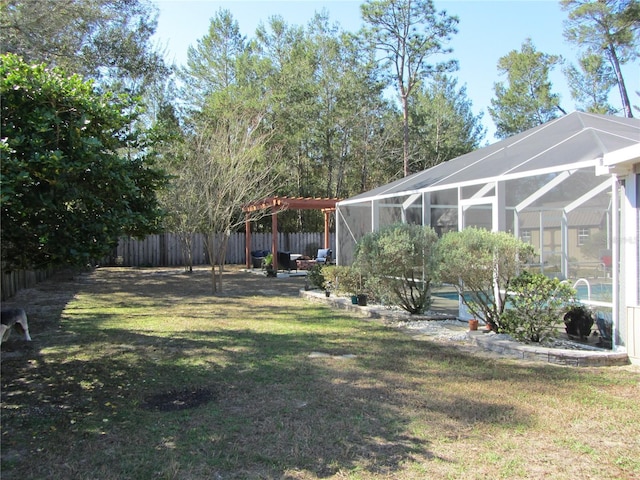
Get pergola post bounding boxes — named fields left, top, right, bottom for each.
left=271, top=209, right=279, bottom=271
left=245, top=213, right=252, bottom=269
left=323, top=209, right=330, bottom=249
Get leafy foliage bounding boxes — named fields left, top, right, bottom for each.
left=321, top=265, right=364, bottom=296
left=307, top=264, right=326, bottom=290
left=361, top=0, right=459, bottom=176
left=0, top=0, right=168, bottom=89
left=561, top=0, right=639, bottom=118
left=438, top=227, right=535, bottom=330
left=0, top=54, right=166, bottom=270
left=355, top=224, right=439, bottom=314
left=489, top=38, right=562, bottom=139
left=409, top=74, right=485, bottom=171
left=564, top=53, right=618, bottom=114
left=500, top=271, right=576, bottom=343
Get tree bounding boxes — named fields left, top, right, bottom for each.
left=409, top=74, right=485, bottom=171
left=488, top=39, right=563, bottom=139
left=561, top=0, right=639, bottom=118
left=0, top=54, right=167, bottom=271
left=0, top=0, right=168, bottom=90
left=174, top=109, right=278, bottom=293
left=564, top=53, right=618, bottom=114
left=180, top=8, right=251, bottom=112
left=361, top=0, right=458, bottom=177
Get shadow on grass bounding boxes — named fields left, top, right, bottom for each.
left=0, top=267, right=591, bottom=479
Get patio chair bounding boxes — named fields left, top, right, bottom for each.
left=316, top=248, right=332, bottom=265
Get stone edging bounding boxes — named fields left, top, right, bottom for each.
left=468, top=332, right=629, bottom=367
left=300, top=289, right=630, bottom=367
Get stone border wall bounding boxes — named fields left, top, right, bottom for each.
left=301, top=289, right=630, bottom=367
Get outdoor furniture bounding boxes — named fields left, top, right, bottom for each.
left=315, top=248, right=332, bottom=265
left=277, top=251, right=297, bottom=272
left=296, top=258, right=316, bottom=270
left=251, top=250, right=269, bottom=269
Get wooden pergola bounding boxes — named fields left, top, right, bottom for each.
left=242, top=196, right=341, bottom=270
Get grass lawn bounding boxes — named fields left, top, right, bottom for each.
left=1, top=266, right=639, bottom=479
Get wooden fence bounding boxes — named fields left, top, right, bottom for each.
left=102, top=232, right=335, bottom=267
left=1, top=267, right=55, bottom=301
left=1, top=232, right=333, bottom=299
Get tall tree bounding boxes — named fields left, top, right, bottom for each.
left=0, top=54, right=166, bottom=270
left=564, top=53, right=618, bottom=114
left=360, top=0, right=458, bottom=177
left=410, top=74, right=485, bottom=171
left=489, top=38, right=563, bottom=139
left=561, top=0, right=639, bottom=118
left=179, top=8, right=250, bottom=112
left=255, top=14, right=320, bottom=206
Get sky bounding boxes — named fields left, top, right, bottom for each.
left=151, top=0, right=639, bottom=143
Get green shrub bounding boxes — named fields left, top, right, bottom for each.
left=307, top=264, right=325, bottom=289
left=321, top=265, right=363, bottom=296
left=438, top=227, right=535, bottom=331
left=500, top=271, right=576, bottom=343
left=355, top=224, right=439, bottom=314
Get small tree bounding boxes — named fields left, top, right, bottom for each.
left=500, top=271, right=576, bottom=343
left=438, top=228, right=535, bottom=330
left=355, top=224, right=439, bottom=314
left=179, top=110, right=277, bottom=293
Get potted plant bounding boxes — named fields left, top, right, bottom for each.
left=357, top=293, right=368, bottom=306
left=263, top=253, right=276, bottom=277
left=349, top=268, right=367, bottom=306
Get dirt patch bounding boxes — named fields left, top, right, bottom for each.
left=141, top=386, right=215, bottom=412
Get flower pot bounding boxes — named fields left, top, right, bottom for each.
left=351, top=295, right=358, bottom=305
left=325, top=290, right=330, bottom=297
left=469, top=319, right=479, bottom=331
left=357, top=294, right=368, bottom=306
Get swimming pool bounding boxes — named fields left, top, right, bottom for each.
left=433, top=282, right=613, bottom=303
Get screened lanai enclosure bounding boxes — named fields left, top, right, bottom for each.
left=336, top=112, right=640, bottom=361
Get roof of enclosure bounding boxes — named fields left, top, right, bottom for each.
left=340, top=112, right=640, bottom=205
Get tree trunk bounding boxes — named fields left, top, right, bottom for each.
left=607, top=46, right=633, bottom=118
left=210, top=264, right=218, bottom=294
left=401, top=94, right=410, bottom=177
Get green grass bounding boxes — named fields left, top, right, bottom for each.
left=1, top=266, right=639, bottom=479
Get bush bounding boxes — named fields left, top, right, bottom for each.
left=438, top=227, right=534, bottom=331
left=307, top=264, right=325, bottom=290
left=321, top=265, right=363, bottom=296
left=500, top=271, right=576, bottom=343
left=355, top=224, right=439, bottom=314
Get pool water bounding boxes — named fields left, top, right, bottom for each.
left=434, top=283, right=613, bottom=303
